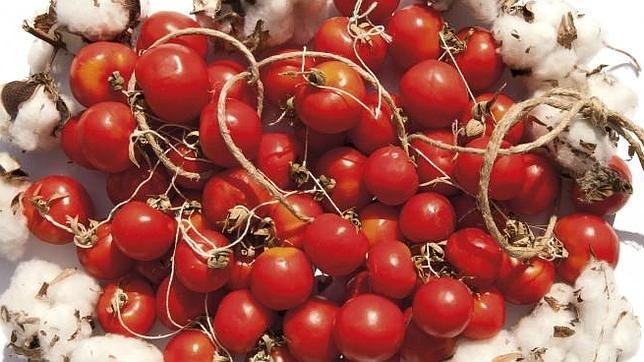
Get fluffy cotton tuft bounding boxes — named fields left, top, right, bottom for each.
left=587, top=73, right=639, bottom=118
left=573, top=14, right=604, bottom=61
left=0, top=153, right=30, bottom=261
left=243, top=0, right=296, bottom=47
left=529, top=0, right=575, bottom=27
left=460, top=0, right=499, bottom=24
left=531, top=48, right=579, bottom=81
left=451, top=330, right=520, bottom=362
left=69, top=334, right=163, bottom=362
left=493, top=15, right=558, bottom=69
left=55, top=0, right=131, bottom=41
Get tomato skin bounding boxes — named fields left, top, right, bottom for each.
left=345, top=270, right=372, bottom=301
left=367, top=240, right=417, bottom=299
left=207, top=59, right=256, bottom=105
left=387, top=5, right=443, bottom=69
left=77, top=102, right=136, bottom=173
left=454, top=27, right=504, bottom=93
left=412, top=278, right=474, bottom=338
left=315, top=147, right=372, bottom=211
left=61, top=115, right=95, bottom=169
left=363, top=146, right=419, bottom=206
left=136, top=11, right=208, bottom=58
left=462, top=289, right=505, bottom=339
left=136, top=256, right=171, bottom=286
left=303, top=213, right=369, bottom=276
left=410, top=129, right=459, bottom=196
left=294, top=126, right=347, bottom=156
left=164, top=329, right=217, bottom=362
left=284, top=297, right=340, bottom=362
left=268, top=346, right=299, bottom=362
left=97, top=276, right=156, bottom=336
left=348, top=93, right=398, bottom=155
left=225, top=256, right=254, bottom=290
left=572, top=156, right=632, bottom=216
left=261, top=49, right=316, bottom=105
left=256, top=133, right=301, bottom=190
left=106, top=166, right=170, bottom=205
left=458, top=94, right=526, bottom=145
left=334, top=294, right=405, bottom=362
left=508, top=153, right=560, bottom=215
left=334, top=0, right=400, bottom=23
left=213, top=289, right=275, bottom=355
left=359, top=202, right=404, bottom=247
left=400, top=308, right=456, bottom=362
left=294, top=61, right=367, bottom=134
left=399, top=193, right=456, bottom=243
left=70, top=42, right=137, bottom=107
left=76, top=223, right=134, bottom=280
left=496, top=256, right=555, bottom=305
left=156, top=276, right=221, bottom=329
left=175, top=229, right=233, bottom=293
left=111, top=201, right=177, bottom=261
left=445, top=228, right=503, bottom=287
left=167, top=143, right=215, bottom=190
left=450, top=194, right=506, bottom=231
left=22, top=176, right=95, bottom=245
left=554, top=213, right=619, bottom=283
left=136, top=44, right=210, bottom=124
left=270, top=194, right=323, bottom=249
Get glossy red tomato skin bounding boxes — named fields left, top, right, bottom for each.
left=400, top=308, right=456, bottom=362
left=261, top=49, right=316, bottom=105
left=554, top=213, right=619, bottom=283
left=136, top=11, right=208, bottom=58
left=256, top=133, right=301, bottom=190
left=207, top=60, right=256, bottom=106
left=111, top=201, right=177, bottom=261
left=367, top=240, right=418, bottom=299
left=156, top=276, right=221, bottom=329
left=387, top=5, right=443, bottom=69
left=496, top=256, right=555, bottom=305
left=294, top=126, right=347, bottom=156
left=61, top=115, right=94, bottom=169
left=270, top=194, right=323, bottom=249
left=70, top=42, right=137, bottom=107
left=348, top=93, right=398, bottom=155
left=213, top=289, right=275, bottom=354
left=76, top=102, right=136, bottom=173
left=345, top=270, right=372, bottom=302
left=22, top=176, right=95, bottom=245
left=412, top=278, right=474, bottom=338
left=458, top=94, right=526, bottom=145
left=463, top=289, right=505, bottom=339
left=106, top=166, right=170, bottom=205
left=450, top=194, right=506, bottom=231
left=268, top=346, right=299, bottom=362
left=572, top=156, right=632, bottom=216
left=315, top=147, right=372, bottom=211
left=135, top=44, right=210, bottom=124
left=284, top=297, right=340, bottom=362
left=175, top=229, right=233, bottom=293
left=334, top=294, right=405, bottom=362
left=410, top=129, right=459, bottom=196
left=508, top=153, right=560, bottom=215
left=454, top=27, right=504, bottom=93
left=446, top=228, right=503, bottom=287
left=164, top=329, right=217, bottom=362
left=136, top=256, right=171, bottom=286
left=225, top=256, right=254, bottom=290
left=363, top=146, right=419, bottom=206
left=76, top=223, right=134, bottom=280
left=303, top=213, right=369, bottom=276
left=334, top=0, right=400, bottom=23
left=294, top=61, right=367, bottom=134
left=359, top=202, right=404, bottom=247
left=97, top=276, right=156, bottom=336
left=167, top=143, right=215, bottom=190
left=400, top=60, right=469, bottom=129
left=400, top=193, right=456, bottom=243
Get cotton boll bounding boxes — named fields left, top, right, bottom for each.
left=531, top=47, right=579, bottom=82
left=529, top=0, right=575, bottom=28
left=460, top=0, right=499, bottom=24
left=46, top=272, right=101, bottom=315
left=493, top=15, right=558, bottom=69
left=28, top=39, right=55, bottom=75
left=291, top=0, right=335, bottom=45
left=612, top=299, right=641, bottom=359
left=40, top=305, right=94, bottom=362
left=55, top=0, right=132, bottom=41
left=450, top=330, right=520, bottom=362
left=243, top=0, right=295, bottom=47
left=69, top=334, right=163, bottom=362
left=0, top=259, right=63, bottom=307
left=0, top=178, right=30, bottom=261
left=573, top=14, right=604, bottom=61
left=587, top=73, right=639, bottom=118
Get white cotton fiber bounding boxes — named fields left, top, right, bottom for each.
left=531, top=48, right=579, bottom=82
left=243, top=0, right=296, bottom=47
left=573, top=14, right=604, bottom=61
left=451, top=330, right=520, bottom=362
left=587, top=73, right=639, bottom=118
left=493, top=15, right=558, bottom=69
left=460, top=0, right=499, bottom=24
left=0, top=154, right=30, bottom=261
left=55, top=0, right=131, bottom=41
left=529, top=0, right=575, bottom=28
left=69, top=334, right=163, bottom=362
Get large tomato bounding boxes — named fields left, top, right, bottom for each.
left=410, top=129, right=459, bottom=196
left=412, top=278, right=473, bottom=338
left=106, top=165, right=170, bottom=205
left=314, top=147, right=372, bottom=211
left=399, top=192, right=456, bottom=243
left=359, top=202, right=404, bottom=246
left=348, top=93, right=398, bottom=155
left=261, top=49, right=315, bottom=105
left=508, top=153, right=560, bottom=215
left=164, top=329, right=218, bottom=362
left=175, top=229, right=233, bottom=293
left=446, top=228, right=503, bottom=287
left=458, top=94, right=526, bottom=145
left=225, top=255, right=254, bottom=291
left=367, top=240, right=418, bottom=299
left=496, top=255, right=555, bottom=305
left=400, top=308, right=456, bottom=362
left=207, top=60, right=256, bottom=106
left=136, top=11, right=208, bottom=57
left=76, top=223, right=133, bottom=280
left=462, top=289, right=505, bottom=339
left=256, top=132, right=301, bottom=190
left=571, top=156, right=632, bottom=216
left=60, top=115, right=94, bottom=169
left=156, top=276, right=221, bottom=329
left=97, top=276, right=156, bottom=336
left=387, top=5, right=443, bottom=69
left=270, top=194, right=323, bottom=249
left=334, top=0, right=400, bottom=23
left=454, top=27, right=504, bottom=93
left=363, top=146, right=419, bottom=206
left=284, top=297, right=340, bottom=362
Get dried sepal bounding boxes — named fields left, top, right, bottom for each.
left=557, top=12, right=578, bottom=49
left=553, top=325, right=576, bottom=338
left=575, top=164, right=633, bottom=202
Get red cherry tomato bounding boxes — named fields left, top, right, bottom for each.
left=348, top=93, right=398, bottom=155
left=334, top=294, right=405, bottom=362
left=345, top=270, right=372, bottom=301
left=261, top=49, right=315, bottom=105
left=284, top=297, right=340, bottom=362
left=508, top=153, right=560, bottom=215
left=112, top=201, right=176, bottom=261
left=400, top=192, right=456, bottom=243
left=256, top=133, right=301, bottom=190
left=167, top=143, right=215, bottom=190
left=458, top=94, right=526, bottom=145
left=410, top=129, right=459, bottom=196
left=463, top=289, right=505, bottom=339
left=367, top=240, right=417, bottom=299
left=76, top=223, right=133, bottom=280
left=571, top=156, right=632, bottom=216
left=213, top=289, right=275, bottom=354
left=303, top=213, right=369, bottom=276
left=207, top=60, right=256, bottom=106
left=454, top=27, right=504, bottom=93
left=22, top=175, right=94, bottom=245
left=387, top=5, right=443, bottom=69
left=106, top=166, right=170, bottom=205
left=554, top=213, right=619, bottom=283
left=175, top=229, right=233, bottom=293
left=446, top=228, right=503, bottom=287
left=294, top=126, right=347, bottom=156
left=225, top=255, right=254, bottom=291
left=135, top=44, right=210, bottom=124
left=400, top=308, right=456, bottom=362
left=412, top=278, right=473, bottom=338
left=334, top=0, right=400, bottom=23
left=136, top=256, right=171, bottom=286
left=294, top=61, right=366, bottom=134
left=70, top=42, right=137, bottom=107
left=315, top=147, right=372, bottom=211
left=164, top=329, right=217, bottom=362
left=156, top=276, right=220, bottom=329
left=450, top=194, right=507, bottom=231
left=359, top=202, right=404, bottom=247
left=136, top=11, right=208, bottom=58
left=60, top=115, right=94, bottom=169
left=496, top=256, right=555, bottom=305
left=97, top=276, right=156, bottom=336
left=270, top=194, right=323, bottom=249
left=363, top=146, right=419, bottom=206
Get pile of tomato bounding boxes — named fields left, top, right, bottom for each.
left=19, top=1, right=632, bottom=361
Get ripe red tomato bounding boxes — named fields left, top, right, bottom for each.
left=345, top=270, right=372, bottom=301
left=136, top=256, right=171, bottom=286
left=400, top=308, right=456, bottom=362
left=367, top=240, right=417, bottom=299
left=76, top=102, right=136, bottom=173
left=270, top=194, right=323, bottom=249
left=136, top=11, right=208, bottom=58
left=571, top=156, right=632, bottom=216
left=156, top=276, right=220, bottom=329
left=412, top=278, right=473, bottom=338
left=294, top=126, right=347, bottom=156
left=446, top=228, right=503, bottom=287
left=213, top=289, right=275, bottom=354
left=387, top=5, right=443, bottom=69
left=348, top=93, right=398, bottom=155
left=450, top=194, right=506, bottom=231
left=508, top=153, right=560, bottom=215
left=359, top=202, right=404, bottom=247
left=60, top=115, right=94, bottom=169
left=175, top=229, right=233, bottom=293
left=256, top=133, right=301, bottom=190
left=410, top=129, right=459, bottom=196
left=458, top=94, right=526, bottom=145
left=225, top=255, right=254, bottom=291
left=462, top=289, right=505, bottom=339
left=207, top=60, right=256, bottom=106
left=97, top=276, right=156, bottom=336
left=303, top=213, right=369, bottom=276
left=266, top=346, right=298, bottom=362
left=167, top=143, right=215, bottom=190
left=400, top=192, right=456, bottom=243
left=70, top=42, right=137, bottom=107
left=261, top=49, right=315, bottom=105
left=454, top=137, right=527, bottom=200
left=284, top=297, right=340, bottom=362
left=164, top=329, right=217, bottom=362
left=135, top=44, right=210, bottom=124
left=334, top=294, right=405, bottom=362
left=112, top=201, right=176, bottom=261
left=496, top=256, right=555, bottom=305
left=106, top=166, right=170, bottom=205
left=22, top=175, right=94, bottom=245
left=454, top=27, right=504, bottom=93
left=76, top=223, right=133, bottom=280
left=334, top=0, right=400, bottom=23
left=363, top=146, right=419, bottom=206
left=554, top=213, right=619, bottom=283
left=294, top=61, right=366, bottom=134
left=315, top=147, right=372, bottom=211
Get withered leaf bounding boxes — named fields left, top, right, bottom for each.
left=2, top=81, right=39, bottom=121
left=557, top=12, right=578, bottom=49
left=553, top=325, right=575, bottom=337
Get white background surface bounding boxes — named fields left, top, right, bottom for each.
left=0, top=0, right=643, bottom=361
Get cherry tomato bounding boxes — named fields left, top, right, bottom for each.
left=270, top=194, right=323, bottom=249
left=70, top=42, right=137, bottom=107
left=22, top=175, right=94, bottom=245
left=164, top=329, right=217, bottom=362
left=387, top=5, right=443, bottom=69
left=256, top=133, right=301, bottom=190
left=315, top=147, right=372, bottom=211
left=496, top=256, right=555, bottom=305
left=267, top=346, right=298, bottom=362
left=446, top=228, right=503, bottom=287
left=367, top=240, right=417, bottom=299
left=135, top=44, right=210, bottom=124
left=571, top=156, right=632, bottom=216
left=136, top=11, right=208, bottom=58
left=225, top=255, right=254, bottom=291
left=458, top=94, right=526, bottom=145
left=454, top=27, right=504, bottom=93
left=462, top=289, right=505, bottom=339
left=400, top=192, right=456, bottom=243
left=412, top=277, right=473, bottom=338
left=175, top=229, right=233, bottom=293
left=303, top=213, right=369, bottom=276
left=156, top=276, right=220, bottom=329
left=348, top=93, right=398, bottom=155
left=410, top=129, right=459, bottom=196
left=112, top=201, right=176, bottom=261
left=400, top=308, right=456, bottom=362
left=334, top=0, right=400, bottom=23
left=450, top=194, right=506, bottom=231
left=207, top=60, right=256, bottom=106
left=97, top=276, right=156, bottom=336
left=508, top=153, right=560, bottom=215
left=136, top=256, right=171, bottom=286
left=106, top=165, right=170, bottom=205
left=76, top=223, right=133, bottom=280
left=76, top=102, right=136, bottom=173
left=167, top=143, right=215, bottom=190
left=261, top=49, right=315, bottom=105
left=554, top=213, right=619, bottom=283
left=284, top=297, right=340, bottom=362
left=334, top=294, right=405, bottom=362
left=345, top=270, right=372, bottom=301
left=61, top=115, right=95, bottom=169
left=213, top=289, right=275, bottom=354
left=363, top=146, right=419, bottom=206
left=359, top=202, right=404, bottom=246
left=294, top=61, right=366, bottom=134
